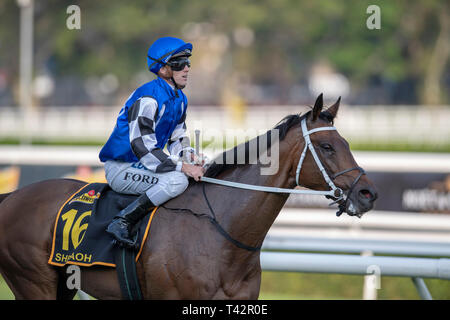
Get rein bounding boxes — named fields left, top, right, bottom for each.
left=200, top=117, right=366, bottom=216
left=164, top=116, right=366, bottom=252
left=202, top=184, right=261, bottom=251
left=199, top=119, right=343, bottom=199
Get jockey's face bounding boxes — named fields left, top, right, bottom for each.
left=158, top=61, right=190, bottom=89
left=171, top=62, right=190, bottom=89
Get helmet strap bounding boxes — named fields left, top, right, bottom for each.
left=171, top=76, right=180, bottom=97
left=164, top=67, right=180, bottom=97
left=148, top=54, right=182, bottom=96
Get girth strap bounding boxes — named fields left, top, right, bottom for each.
left=114, top=246, right=143, bottom=300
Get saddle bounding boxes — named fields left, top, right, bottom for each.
left=48, top=182, right=156, bottom=267
left=48, top=182, right=157, bottom=299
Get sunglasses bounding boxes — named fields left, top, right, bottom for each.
left=166, top=57, right=191, bottom=71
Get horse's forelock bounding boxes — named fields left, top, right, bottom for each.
left=319, top=110, right=335, bottom=125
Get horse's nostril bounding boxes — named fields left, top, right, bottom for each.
left=359, top=189, right=375, bottom=201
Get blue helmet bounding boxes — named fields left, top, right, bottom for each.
left=147, top=37, right=193, bottom=75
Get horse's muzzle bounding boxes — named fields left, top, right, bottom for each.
left=346, top=185, right=378, bottom=218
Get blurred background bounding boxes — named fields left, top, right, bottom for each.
left=0, top=0, right=449, bottom=300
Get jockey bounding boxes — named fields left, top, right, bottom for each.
left=99, top=36, right=205, bottom=248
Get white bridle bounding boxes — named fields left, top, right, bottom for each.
left=200, top=117, right=344, bottom=201
left=295, top=118, right=343, bottom=198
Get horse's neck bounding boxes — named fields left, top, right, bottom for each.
left=215, top=140, right=295, bottom=251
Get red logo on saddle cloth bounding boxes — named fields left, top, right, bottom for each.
left=69, top=189, right=101, bottom=205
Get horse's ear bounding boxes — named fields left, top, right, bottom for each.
left=312, top=93, right=323, bottom=121
left=327, top=96, right=341, bottom=119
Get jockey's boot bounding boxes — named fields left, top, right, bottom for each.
left=106, top=193, right=155, bottom=249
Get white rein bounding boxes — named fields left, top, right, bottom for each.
left=198, top=118, right=344, bottom=200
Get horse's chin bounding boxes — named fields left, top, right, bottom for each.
left=344, top=198, right=372, bottom=218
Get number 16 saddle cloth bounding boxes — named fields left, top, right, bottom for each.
left=48, top=182, right=157, bottom=267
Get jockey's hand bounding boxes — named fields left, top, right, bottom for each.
left=190, top=152, right=207, bottom=166
left=181, top=163, right=205, bottom=181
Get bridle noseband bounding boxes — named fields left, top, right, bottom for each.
left=295, top=117, right=366, bottom=216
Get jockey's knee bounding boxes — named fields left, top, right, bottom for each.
left=144, top=172, right=189, bottom=205
left=166, top=172, right=189, bottom=197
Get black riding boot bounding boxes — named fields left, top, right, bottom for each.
left=106, top=193, right=155, bottom=249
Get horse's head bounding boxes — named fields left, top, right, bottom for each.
left=288, top=94, right=377, bottom=217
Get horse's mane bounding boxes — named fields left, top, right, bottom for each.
left=204, top=112, right=305, bottom=178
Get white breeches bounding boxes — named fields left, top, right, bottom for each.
left=104, top=160, right=189, bottom=206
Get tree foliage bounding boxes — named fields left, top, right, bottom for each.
left=0, top=0, right=448, bottom=106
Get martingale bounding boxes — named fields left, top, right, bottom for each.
left=48, top=183, right=156, bottom=267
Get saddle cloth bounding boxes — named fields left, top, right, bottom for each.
left=48, top=182, right=158, bottom=267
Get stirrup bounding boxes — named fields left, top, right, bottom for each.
left=106, top=219, right=139, bottom=250
left=112, top=232, right=139, bottom=251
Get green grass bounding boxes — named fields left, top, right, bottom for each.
left=0, top=276, right=14, bottom=300
left=0, top=138, right=106, bottom=147
left=1, top=138, right=450, bottom=153
left=259, top=272, right=450, bottom=300
left=0, top=276, right=93, bottom=300
left=348, top=141, right=450, bottom=153
left=2, top=272, right=448, bottom=300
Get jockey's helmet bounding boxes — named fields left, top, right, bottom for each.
left=147, top=37, right=193, bottom=75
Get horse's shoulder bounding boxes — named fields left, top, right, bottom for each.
left=152, top=182, right=209, bottom=225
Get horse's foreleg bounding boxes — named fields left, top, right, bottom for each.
left=0, top=221, right=59, bottom=299
left=0, top=261, right=58, bottom=299
left=0, top=183, right=75, bottom=299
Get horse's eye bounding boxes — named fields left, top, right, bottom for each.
left=320, top=143, right=333, bottom=151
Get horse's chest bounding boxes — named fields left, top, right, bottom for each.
left=166, top=262, right=259, bottom=299
left=210, top=275, right=260, bottom=300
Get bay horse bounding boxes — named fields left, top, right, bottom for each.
left=0, top=94, right=377, bottom=299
